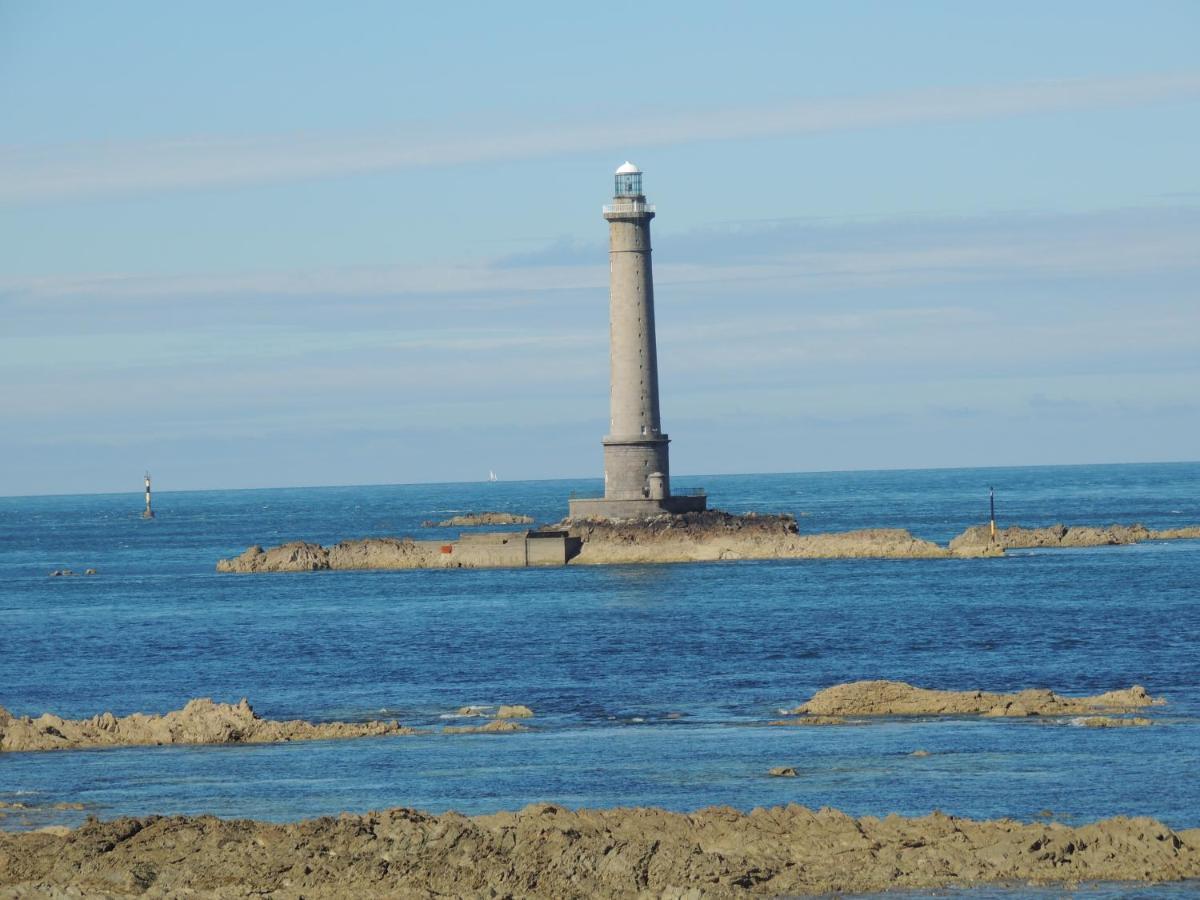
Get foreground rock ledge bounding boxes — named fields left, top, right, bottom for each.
left=776, top=680, right=1164, bottom=721
left=1, top=805, right=1198, bottom=898
left=0, top=698, right=413, bottom=753
left=216, top=513, right=1200, bottom=572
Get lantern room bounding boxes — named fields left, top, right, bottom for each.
left=614, top=161, right=643, bottom=197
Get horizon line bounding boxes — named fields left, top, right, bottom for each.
left=3, top=458, right=1196, bottom=501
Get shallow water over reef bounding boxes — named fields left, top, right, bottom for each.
left=2, top=463, right=1199, bottom=854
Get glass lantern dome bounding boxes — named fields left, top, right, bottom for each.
left=614, top=161, right=643, bottom=197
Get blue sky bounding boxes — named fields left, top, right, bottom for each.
left=1, top=1, right=1198, bottom=495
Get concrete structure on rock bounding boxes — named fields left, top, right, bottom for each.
left=569, top=163, right=706, bottom=520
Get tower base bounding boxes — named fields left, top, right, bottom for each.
left=567, top=494, right=707, bottom=521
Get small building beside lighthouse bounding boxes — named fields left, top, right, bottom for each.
left=568, top=163, right=706, bottom=520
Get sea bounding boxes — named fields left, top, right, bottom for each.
left=2, top=462, right=1199, bottom=891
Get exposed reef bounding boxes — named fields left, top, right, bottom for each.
left=442, top=719, right=529, bottom=735
left=0, top=699, right=413, bottom=753
left=1, top=805, right=1198, bottom=897
left=950, top=522, right=1200, bottom=553
left=422, top=511, right=535, bottom=527
left=215, top=512, right=1200, bottom=573
left=564, top=512, right=953, bottom=563
left=1080, top=716, right=1155, bottom=728
left=775, top=680, right=1164, bottom=722
left=440, top=704, right=534, bottom=734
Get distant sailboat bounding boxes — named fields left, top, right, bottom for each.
left=488, top=470, right=498, bottom=483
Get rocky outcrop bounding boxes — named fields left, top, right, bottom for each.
left=440, top=704, right=534, bottom=733
left=1, top=805, right=1197, bottom=897
left=424, top=512, right=535, bottom=527
left=216, top=513, right=964, bottom=572
left=1153, top=526, right=1200, bottom=540
left=0, top=699, right=414, bottom=753
left=215, top=541, right=331, bottom=573
left=769, top=715, right=849, bottom=726
left=217, top=515, right=1200, bottom=573
left=327, top=537, right=441, bottom=570
left=1080, top=716, right=1154, bottom=728
left=779, top=680, right=1164, bottom=720
left=950, top=522, right=1200, bottom=554
left=564, top=511, right=955, bottom=564
left=217, top=538, right=443, bottom=572
left=495, top=704, right=534, bottom=719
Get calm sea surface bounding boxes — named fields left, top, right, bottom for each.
left=2, top=463, right=1199, bottom=855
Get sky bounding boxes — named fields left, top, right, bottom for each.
left=1, top=1, right=1198, bottom=496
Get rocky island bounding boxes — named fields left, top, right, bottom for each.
left=770, top=680, right=1164, bottom=727
left=216, top=510, right=1200, bottom=572
left=0, top=698, right=415, bottom=753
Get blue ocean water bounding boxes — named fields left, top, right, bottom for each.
left=1, top=462, right=1199, bottom=851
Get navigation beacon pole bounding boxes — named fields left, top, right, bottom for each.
left=143, top=472, right=155, bottom=519
left=989, top=486, right=996, bottom=542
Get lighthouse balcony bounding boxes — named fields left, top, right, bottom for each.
left=603, top=200, right=655, bottom=216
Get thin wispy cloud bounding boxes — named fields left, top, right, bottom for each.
left=3, top=73, right=1198, bottom=203
left=5, top=203, right=1196, bottom=307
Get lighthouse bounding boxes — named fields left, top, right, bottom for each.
left=568, top=163, right=706, bottom=519
left=143, top=472, right=155, bottom=519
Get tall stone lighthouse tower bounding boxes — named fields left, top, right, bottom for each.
left=569, top=162, right=706, bottom=520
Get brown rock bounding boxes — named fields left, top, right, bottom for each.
left=565, top=512, right=952, bottom=564
left=216, top=541, right=330, bottom=573
left=0, top=698, right=414, bottom=753
left=790, top=680, right=1164, bottom=719
left=495, top=704, right=534, bottom=719
left=950, top=521, right=1200, bottom=554
left=1080, top=716, right=1154, bottom=728
left=215, top=516, right=1200, bottom=574
left=1151, top=526, right=1200, bottom=540
left=769, top=715, right=848, bottom=726
left=768, top=766, right=797, bottom=777
left=428, top=512, right=535, bottom=527
left=443, top=719, right=528, bottom=734
left=0, top=805, right=1197, bottom=897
